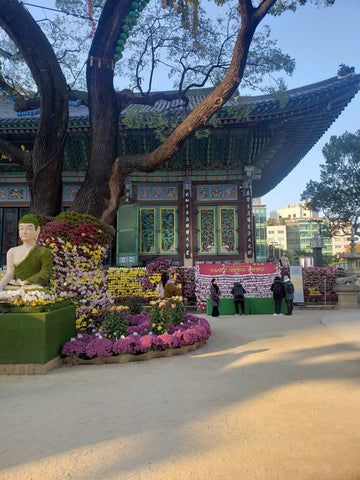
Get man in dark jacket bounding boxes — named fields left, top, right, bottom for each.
left=283, top=275, right=295, bottom=316
left=231, top=282, right=246, bottom=315
left=210, top=278, right=221, bottom=317
left=270, top=276, right=285, bottom=315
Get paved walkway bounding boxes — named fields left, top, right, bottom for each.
left=1, top=308, right=360, bottom=480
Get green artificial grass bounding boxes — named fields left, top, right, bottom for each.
left=206, top=297, right=287, bottom=315
left=0, top=305, right=76, bottom=364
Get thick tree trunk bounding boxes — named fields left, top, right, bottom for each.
left=71, top=0, right=132, bottom=219
left=0, top=0, right=69, bottom=217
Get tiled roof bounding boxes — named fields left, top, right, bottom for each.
left=1, top=73, right=359, bottom=196
left=1, top=75, right=358, bottom=125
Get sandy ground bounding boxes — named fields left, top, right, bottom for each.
left=1, top=308, right=360, bottom=480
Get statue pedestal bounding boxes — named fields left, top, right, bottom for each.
left=0, top=305, right=76, bottom=374
left=335, top=289, right=360, bottom=309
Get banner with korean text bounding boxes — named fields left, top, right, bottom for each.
left=196, top=262, right=280, bottom=309
left=198, top=262, right=276, bottom=276
left=290, top=265, right=304, bottom=303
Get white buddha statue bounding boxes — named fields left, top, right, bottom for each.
left=0, top=214, right=53, bottom=291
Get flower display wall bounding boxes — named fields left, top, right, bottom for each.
left=108, top=267, right=147, bottom=299
left=301, top=266, right=345, bottom=302
left=106, top=260, right=196, bottom=301
left=195, top=263, right=281, bottom=310
left=107, top=267, right=161, bottom=300
left=38, top=212, right=114, bottom=331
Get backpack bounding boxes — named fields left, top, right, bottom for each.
left=272, top=282, right=283, bottom=297
left=287, top=283, right=294, bottom=294
left=233, top=284, right=244, bottom=299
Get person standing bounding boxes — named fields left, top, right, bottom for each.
left=156, top=272, right=168, bottom=299
left=231, top=281, right=246, bottom=315
left=270, top=275, right=285, bottom=316
left=210, top=278, right=221, bottom=317
left=164, top=273, right=182, bottom=298
left=283, top=275, right=295, bottom=316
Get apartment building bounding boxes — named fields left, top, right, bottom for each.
left=276, top=202, right=319, bottom=220
left=266, top=224, right=287, bottom=254
left=266, top=201, right=337, bottom=263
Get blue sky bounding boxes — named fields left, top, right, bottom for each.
left=26, top=0, right=360, bottom=217
left=258, top=0, right=360, bottom=214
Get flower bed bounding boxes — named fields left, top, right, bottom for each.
left=61, top=312, right=211, bottom=364
left=0, top=287, right=72, bottom=313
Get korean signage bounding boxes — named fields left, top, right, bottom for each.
left=243, top=180, right=253, bottom=258
left=290, top=266, right=304, bottom=303
left=198, top=262, right=276, bottom=276
left=184, top=186, right=191, bottom=258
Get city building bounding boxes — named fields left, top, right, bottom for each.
left=266, top=224, right=287, bottom=258
left=267, top=216, right=334, bottom=265
left=276, top=202, right=319, bottom=220
left=269, top=210, right=280, bottom=221
left=296, top=219, right=332, bottom=255
left=252, top=198, right=267, bottom=262
left=331, top=225, right=352, bottom=257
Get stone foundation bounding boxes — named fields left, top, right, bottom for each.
left=335, top=290, right=360, bottom=309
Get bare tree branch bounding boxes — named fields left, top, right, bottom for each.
left=0, top=138, right=30, bottom=169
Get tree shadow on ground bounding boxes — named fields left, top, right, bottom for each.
left=1, top=313, right=360, bottom=479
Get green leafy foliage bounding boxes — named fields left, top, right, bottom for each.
left=125, top=295, right=143, bottom=314
left=150, top=297, right=185, bottom=335
left=102, top=311, right=130, bottom=340
left=269, top=0, right=335, bottom=17
left=301, top=129, right=360, bottom=235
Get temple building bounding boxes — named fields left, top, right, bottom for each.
left=1, top=72, right=359, bottom=267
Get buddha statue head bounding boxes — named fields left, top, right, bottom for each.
left=18, top=214, right=40, bottom=244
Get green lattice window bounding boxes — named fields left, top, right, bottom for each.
left=139, top=207, right=177, bottom=255
left=160, top=208, right=176, bottom=253
left=140, top=208, right=155, bottom=253
left=199, top=208, right=216, bottom=253
left=220, top=207, right=236, bottom=253
left=198, top=206, right=237, bottom=255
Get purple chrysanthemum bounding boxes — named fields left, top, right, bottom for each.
left=137, top=335, right=157, bottom=352
left=113, top=337, right=132, bottom=354
left=61, top=315, right=211, bottom=358
left=85, top=337, right=113, bottom=358
left=157, top=333, right=173, bottom=349
left=128, top=312, right=151, bottom=326
left=61, top=340, right=87, bottom=357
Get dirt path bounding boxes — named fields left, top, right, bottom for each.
left=1, top=309, right=360, bottom=480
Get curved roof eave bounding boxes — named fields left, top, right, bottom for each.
left=1, top=73, right=359, bottom=194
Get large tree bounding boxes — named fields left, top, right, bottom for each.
left=301, top=129, right=360, bottom=240
left=0, top=0, right=335, bottom=223
left=0, top=0, right=68, bottom=216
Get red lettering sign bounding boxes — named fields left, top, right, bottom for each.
left=224, top=264, right=251, bottom=275
left=251, top=262, right=276, bottom=274
left=198, top=262, right=276, bottom=276
left=198, top=264, right=224, bottom=276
